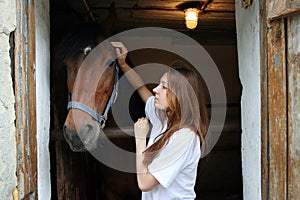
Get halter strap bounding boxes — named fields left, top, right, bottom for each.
left=67, top=65, right=119, bottom=129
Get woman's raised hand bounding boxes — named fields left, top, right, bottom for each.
left=111, top=41, right=128, bottom=67
left=134, top=117, right=150, bottom=139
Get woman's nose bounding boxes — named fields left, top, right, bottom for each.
left=153, top=85, right=159, bottom=94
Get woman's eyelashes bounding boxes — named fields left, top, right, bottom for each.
left=156, top=83, right=167, bottom=90
left=160, top=82, right=168, bottom=89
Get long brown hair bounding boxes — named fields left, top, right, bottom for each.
left=143, top=66, right=209, bottom=166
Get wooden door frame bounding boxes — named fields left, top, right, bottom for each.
left=260, top=0, right=269, bottom=199
left=261, top=0, right=300, bottom=199
left=14, top=0, right=37, bottom=198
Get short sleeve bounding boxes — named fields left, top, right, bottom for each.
left=145, top=96, right=167, bottom=142
left=145, top=96, right=156, bottom=122
left=148, top=128, right=198, bottom=188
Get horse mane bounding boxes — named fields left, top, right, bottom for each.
left=55, top=23, right=107, bottom=68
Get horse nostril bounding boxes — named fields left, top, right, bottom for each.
left=63, top=124, right=72, bottom=141
left=63, top=124, right=86, bottom=151
left=63, top=124, right=67, bottom=136
left=81, top=124, right=94, bottom=139
left=86, top=124, right=93, bottom=133
left=79, top=123, right=99, bottom=145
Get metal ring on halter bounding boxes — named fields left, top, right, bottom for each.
left=99, top=118, right=106, bottom=129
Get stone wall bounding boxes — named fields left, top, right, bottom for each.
left=0, top=0, right=17, bottom=199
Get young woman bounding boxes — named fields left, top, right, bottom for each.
left=111, top=42, right=208, bottom=199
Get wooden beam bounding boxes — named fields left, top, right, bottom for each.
left=260, top=0, right=269, bottom=199
left=89, top=0, right=235, bottom=11
left=266, top=18, right=287, bottom=200
left=15, top=0, right=37, bottom=198
left=268, top=0, right=300, bottom=20
left=92, top=8, right=235, bottom=22
left=93, top=9, right=236, bottom=43
left=287, top=14, right=300, bottom=200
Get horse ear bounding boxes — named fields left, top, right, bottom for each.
left=101, top=2, right=117, bottom=35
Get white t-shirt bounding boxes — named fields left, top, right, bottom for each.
left=142, top=96, right=201, bottom=200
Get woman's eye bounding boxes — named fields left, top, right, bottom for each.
left=162, top=85, right=168, bottom=89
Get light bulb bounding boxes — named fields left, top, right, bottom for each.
left=185, top=8, right=199, bottom=30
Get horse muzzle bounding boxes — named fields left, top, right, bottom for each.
left=63, top=122, right=100, bottom=152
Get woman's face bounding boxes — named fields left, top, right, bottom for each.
left=153, top=73, right=169, bottom=110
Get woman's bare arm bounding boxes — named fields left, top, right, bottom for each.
left=134, top=118, right=159, bottom=191
left=111, top=42, right=153, bottom=103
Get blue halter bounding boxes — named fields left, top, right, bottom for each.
left=67, top=63, right=119, bottom=129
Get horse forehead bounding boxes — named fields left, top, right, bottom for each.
left=66, top=41, right=115, bottom=76
left=97, top=40, right=114, bottom=54
left=90, top=42, right=115, bottom=62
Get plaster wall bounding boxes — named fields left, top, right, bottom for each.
left=235, top=0, right=262, bottom=199
left=36, top=0, right=51, bottom=198
left=0, top=0, right=17, bottom=199
left=0, top=0, right=51, bottom=199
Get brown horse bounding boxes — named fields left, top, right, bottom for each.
left=52, top=22, right=141, bottom=199
left=63, top=36, right=118, bottom=152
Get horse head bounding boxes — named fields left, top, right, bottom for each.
left=57, top=23, right=118, bottom=152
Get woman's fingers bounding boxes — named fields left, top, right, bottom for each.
left=110, top=41, right=128, bottom=54
left=110, top=41, right=123, bottom=47
left=134, top=118, right=150, bottom=138
left=110, top=41, right=128, bottom=66
left=136, top=118, right=149, bottom=127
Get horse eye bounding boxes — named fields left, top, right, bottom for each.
left=83, top=46, right=92, bottom=55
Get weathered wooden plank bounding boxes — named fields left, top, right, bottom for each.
left=15, top=0, right=37, bottom=198
left=55, top=142, right=93, bottom=200
left=89, top=0, right=235, bottom=11
left=93, top=9, right=235, bottom=34
left=89, top=0, right=235, bottom=31
left=267, top=18, right=287, bottom=200
left=260, top=0, right=269, bottom=199
left=268, top=0, right=300, bottom=20
left=287, top=13, right=300, bottom=200
left=93, top=8, right=235, bottom=21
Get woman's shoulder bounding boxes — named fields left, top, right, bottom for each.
left=174, top=128, right=196, bottom=137
left=171, top=128, right=198, bottom=145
